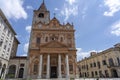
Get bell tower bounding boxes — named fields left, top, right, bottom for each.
left=32, top=0, right=50, bottom=25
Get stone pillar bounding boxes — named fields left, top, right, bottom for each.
left=58, top=54, right=62, bottom=78
left=38, top=55, right=43, bottom=78
left=66, top=54, right=69, bottom=78
left=47, top=54, right=50, bottom=78
left=0, top=66, right=2, bottom=77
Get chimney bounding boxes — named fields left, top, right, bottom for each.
left=90, top=52, right=96, bottom=56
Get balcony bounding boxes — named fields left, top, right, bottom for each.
left=107, top=64, right=120, bottom=68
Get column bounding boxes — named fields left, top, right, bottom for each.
left=46, top=54, right=50, bottom=78
left=66, top=54, right=69, bottom=78
left=38, top=55, right=43, bottom=78
left=0, top=66, right=2, bottom=77
left=58, top=54, right=62, bottom=78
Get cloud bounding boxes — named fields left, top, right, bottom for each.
left=25, top=26, right=32, bottom=33
left=81, top=7, right=88, bottom=19
left=111, top=20, right=120, bottom=36
left=77, top=48, right=97, bottom=61
left=65, top=0, right=76, bottom=5
left=26, top=5, right=33, bottom=10
left=20, top=53, right=27, bottom=56
left=60, top=0, right=79, bottom=21
left=103, top=0, right=120, bottom=16
left=24, top=42, right=29, bottom=53
left=0, top=0, right=27, bottom=20
left=54, top=8, right=59, bottom=11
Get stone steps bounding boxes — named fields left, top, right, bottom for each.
left=6, top=78, right=70, bottom=80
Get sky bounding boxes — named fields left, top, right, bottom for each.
left=0, top=0, right=120, bottom=61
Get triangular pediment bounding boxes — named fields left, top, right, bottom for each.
left=40, top=41, right=67, bottom=48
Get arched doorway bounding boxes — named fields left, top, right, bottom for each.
left=8, top=65, right=16, bottom=78
left=18, top=68, right=24, bottom=78
left=112, top=69, right=118, bottom=78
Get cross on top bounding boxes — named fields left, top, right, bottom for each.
left=54, top=13, right=56, bottom=17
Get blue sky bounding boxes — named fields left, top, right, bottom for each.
left=0, top=0, right=120, bottom=61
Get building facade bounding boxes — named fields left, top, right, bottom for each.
left=78, top=43, right=120, bottom=78
left=7, top=57, right=27, bottom=79
left=0, top=9, right=19, bottom=79
left=28, top=1, right=78, bottom=79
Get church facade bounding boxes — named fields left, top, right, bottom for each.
left=7, top=1, right=78, bottom=79
left=28, top=1, right=78, bottom=79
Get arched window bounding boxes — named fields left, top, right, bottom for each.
left=18, top=68, right=24, bottom=78
left=8, top=65, right=16, bottom=78
left=38, top=13, right=44, bottom=18
left=109, top=58, right=114, bottom=66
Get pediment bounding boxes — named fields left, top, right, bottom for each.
left=40, top=41, right=67, bottom=48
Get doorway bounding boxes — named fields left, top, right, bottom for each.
left=112, top=69, right=118, bottom=78
left=18, top=68, right=24, bottom=78
left=50, top=66, right=57, bottom=78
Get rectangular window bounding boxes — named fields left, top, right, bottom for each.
left=97, top=61, right=101, bottom=69
left=91, top=71, right=94, bottom=77
left=20, top=64, right=25, bottom=67
left=69, top=64, right=73, bottom=71
left=102, top=60, right=107, bottom=65
left=36, top=37, right=40, bottom=44
left=3, top=25, right=7, bottom=31
left=90, top=63, right=92, bottom=68
left=95, top=71, right=98, bottom=75
left=7, top=30, right=10, bottom=37
left=4, top=40, right=8, bottom=50
left=94, top=62, right=96, bottom=67
left=105, top=70, right=109, bottom=77
left=7, top=48, right=10, bottom=52
left=4, top=44, right=6, bottom=50
left=0, top=39, right=3, bottom=47
left=33, top=64, right=38, bottom=74
left=117, top=57, right=120, bottom=65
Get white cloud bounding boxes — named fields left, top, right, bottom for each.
left=60, top=0, right=79, bottom=21
left=25, top=26, right=32, bottom=33
left=104, top=0, right=120, bottom=16
left=21, top=53, right=27, bottom=56
left=54, top=8, right=59, bottom=11
left=65, top=0, right=76, bottom=5
left=0, top=0, right=27, bottom=20
left=77, top=48, right=97, bottom=61
left=111, top=20, right=120, bottom=36
left=26, top=5, right=33, bottom=10
left=24, top=42, right=29, bottom=53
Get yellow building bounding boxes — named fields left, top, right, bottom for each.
left=27, top=1, right=78, bottom=79
left=78, top=43, right=120, bottom=78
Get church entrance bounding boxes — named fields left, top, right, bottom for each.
left=50, top=66, right=57, bottom=78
